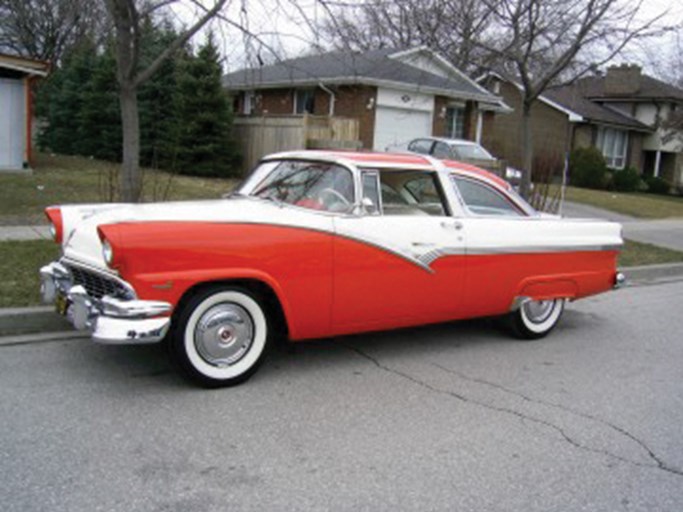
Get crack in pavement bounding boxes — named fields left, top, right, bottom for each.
left=432, top=363, right=683, bottom=478
left=434, top=364, right=683, bottom=473
left=338, top=341, right=683, bottom=478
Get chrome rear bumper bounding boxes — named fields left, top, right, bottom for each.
left=40, top=261, right=172, bottom=345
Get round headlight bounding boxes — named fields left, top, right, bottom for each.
left=102, top=239, right=114, bottom=265
left=49, top=223, right=57, bottom=241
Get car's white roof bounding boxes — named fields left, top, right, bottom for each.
left=262, top=150, right=512, bottom=190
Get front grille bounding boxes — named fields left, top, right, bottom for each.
left=65, top=264, right=135, bottom=300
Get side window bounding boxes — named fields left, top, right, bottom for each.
left=361, top=172, right=381, bottom=215
left=432, top=142, right=451, bottom=159
left=408, top=139, right=433, bottom=154
left=378, top=170, right=447, bottom=216
left=453, top=176, right=523, bottom=217
left=253, top=161, right=354, bottom=212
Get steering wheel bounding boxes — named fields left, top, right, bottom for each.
left=319, top=188, right=351, bottom=207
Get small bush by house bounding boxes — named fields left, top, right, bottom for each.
left=569, top=147, right=607, bottom=189
left=613, top=167, right=641, bottom=192
left=645, top=176, right=671, bottom=195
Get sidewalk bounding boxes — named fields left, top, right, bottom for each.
left=0, top=225, right=51, bottom=241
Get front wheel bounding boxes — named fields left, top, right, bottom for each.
left=506, top=298, right=565, bottom=340
left=171, top=286, right=271, bottom=387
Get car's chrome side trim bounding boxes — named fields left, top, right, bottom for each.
left=467, top=244, right=623, bottom=255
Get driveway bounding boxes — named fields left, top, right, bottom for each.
left=1, top=281, right=682, bottom=511
left=562, top=201, right=683, bottom=252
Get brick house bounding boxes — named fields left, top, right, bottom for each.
left=223, top=47, right=509, bottom=152
left=479, top=66, right=683, bottom=187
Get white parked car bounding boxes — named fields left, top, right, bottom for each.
left=401, top=137, right=523, bottom=185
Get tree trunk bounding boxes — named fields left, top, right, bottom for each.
left=119, top=83, right=142, bottom=202
left=519, top=100, right=534, bottom=199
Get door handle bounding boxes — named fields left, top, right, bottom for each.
left=440, top=220, right=463, bottom=231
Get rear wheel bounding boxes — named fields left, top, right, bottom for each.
left=171, top=286, right=270, bottom=387
left=507, top=298, right=565, bottom=340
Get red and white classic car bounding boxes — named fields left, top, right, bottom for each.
left=40, top=151, right=624, bottom=387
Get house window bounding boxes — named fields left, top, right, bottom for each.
left=445, top=107, right=465, bottom=139
left=243, top=91, right=255, bottom=115
left=596, top=127, right=628, bottom=169
left=295, top=89, right=315, bottom=114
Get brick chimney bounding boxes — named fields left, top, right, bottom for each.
left=604, top=64, right=641, bottom=96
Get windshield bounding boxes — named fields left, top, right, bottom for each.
left=250, top=160, right=354, bottom=213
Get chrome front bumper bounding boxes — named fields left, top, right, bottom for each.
left=40, top=261, right=172, bottom=345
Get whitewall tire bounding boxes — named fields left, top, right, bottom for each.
left=507, top=298, right=565, bottom=340
left=171, top=286, right=270, bottom=387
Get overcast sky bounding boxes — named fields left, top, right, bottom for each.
left=175, top=0, right=683, bottom=79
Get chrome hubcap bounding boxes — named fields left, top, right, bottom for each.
left=523, top=300, right=555, bottom=324
left=194, top=303, right=254, bottom=367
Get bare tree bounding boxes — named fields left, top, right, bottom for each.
left=0, top=0, right=106, bottom=63
left=479, top=0, right=668, bottom=197
left=105, top=0, right=228, bottom=202
left=319, top=0, right=497, bottom=72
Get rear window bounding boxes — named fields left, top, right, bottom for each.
left=452, top=176, right=523, bottom=217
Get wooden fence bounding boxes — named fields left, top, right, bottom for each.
left=233, top=114, right=361, bottom=173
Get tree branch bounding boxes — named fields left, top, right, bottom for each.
left=134, top=0, right=228, bottom=86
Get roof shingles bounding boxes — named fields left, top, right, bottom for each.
left=544, top=86, right=651, bottom=131
left=222, top=48, right=493, bottom=100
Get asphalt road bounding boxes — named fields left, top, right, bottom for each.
left=2, top=281, right=683, bottom=512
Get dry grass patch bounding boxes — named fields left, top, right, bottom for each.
left=0, top=153, right=239, bottom=225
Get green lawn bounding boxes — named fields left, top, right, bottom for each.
left=564, top=186, right=683, bottom=219
left=618, top=239, right=683, bottom=267
left=2, top=238, right=682, bottom=308
left=0, top=153, right=239, bottom=225
left=0, top=240, right=60, bottom=307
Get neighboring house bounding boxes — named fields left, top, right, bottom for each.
left=479, top=65, right=683, bottom=187
left=0, top=53, right=49, bottom=172
left=223, top=47, right=509, bottom=152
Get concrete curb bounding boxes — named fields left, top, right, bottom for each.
left=1, top=263, right=682, bottom=338
left=620, top=262, right=683, bottom=285
left=0, top=306, right=71, bottom=337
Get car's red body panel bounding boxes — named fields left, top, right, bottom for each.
left=98, top=221, right=618, bottom=341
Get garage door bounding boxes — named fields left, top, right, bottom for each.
left=373, top=106, right=432, bottom=152
left=0, top=78, right=25, bottom=170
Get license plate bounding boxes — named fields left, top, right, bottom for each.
left=55, top=293, right=69, bottom=316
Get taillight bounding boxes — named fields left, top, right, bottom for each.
left=45, top=207, right=63, bottom=244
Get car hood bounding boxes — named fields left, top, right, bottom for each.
left=57, top=197, right=322, bottom=269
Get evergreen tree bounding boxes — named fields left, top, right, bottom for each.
left=138, top=18, right=184, bottom=169
left=78, top=44, right=121, bottom=161
left=36, top=21, right=239, bottom=177
left=39, top=40, right=98, bottom=154
left=174, top=33, right=240, bottom=177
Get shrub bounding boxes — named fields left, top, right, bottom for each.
left=645, top=176, right=670, bottom=195
left=602, top=169, right=615, bottom=190
left=569, top=147, right=607, bottom=189
left=613, top=167, right=641, bottom=192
